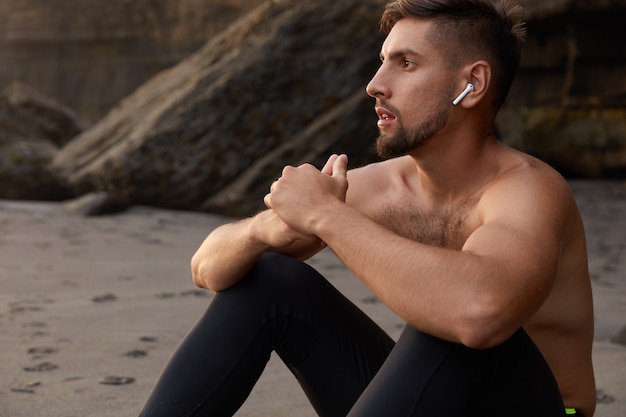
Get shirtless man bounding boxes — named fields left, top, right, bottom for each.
left=139, top=1, right=595, bottom=416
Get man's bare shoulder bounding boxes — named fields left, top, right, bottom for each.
left=348, top=155, right=415, bottom=179
left=480, top=149, right=578, bottom=228
left=346, top=156, right=415, bottom=207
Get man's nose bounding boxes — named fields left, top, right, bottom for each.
left=366, top=67, right=389, bottom=98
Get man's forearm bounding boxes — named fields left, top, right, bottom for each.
left=191, top=217, right=269, bottom=292
left=190, top=210, right=324, bottom=292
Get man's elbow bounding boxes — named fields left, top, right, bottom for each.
left=190, top=255, right=213, bottom=290
left=456, top=298, right=519, bottom=349
left=458, top=326, right=513, bottom=350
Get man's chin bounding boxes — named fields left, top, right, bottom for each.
left=376, top=136, right=405, bottom=159
left=376, top=145, right=403, bottom=160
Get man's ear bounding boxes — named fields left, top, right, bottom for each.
left=457, top=61, right=491, bottom=108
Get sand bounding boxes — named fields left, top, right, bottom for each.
left=0, top=179, right=624, bottom=417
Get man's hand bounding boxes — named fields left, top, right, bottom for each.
left=264, top=154, right=349, bottom=234
left=250, top=209, right=320, bottom=251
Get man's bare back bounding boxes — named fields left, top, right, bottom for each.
left=345, top=146, right=595, bottom=416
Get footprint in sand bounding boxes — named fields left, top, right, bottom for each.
left=9, top=304, right=43, bottom=315
left=155, top=292, right=177, bottom=299
left=139, top=336, right=158, bottom=343
left=11, top=381, right=41, bottom=394
left=23, top=362, right=58, bottom=372
left=124, top=349, right=148, bottom=358
left=91, top=293, right=118, bottom=303
left=155, top=290, right=211, bottom=300
left=180, top=289, right=211, bottom=298
left=596, top=389, right=615, bottom=404
left=124, top=336, right=161, bottom=358
left=27, top=346, right=58, bottom=360
left=24, top=321, right=47, bottom=328
left=361, top=296, right=381, bottom=304
left=100, top=376, right=135, bottom=386
left=611, top=325, right=626, bottom=346
left=22, top=321, right=50, bottom=337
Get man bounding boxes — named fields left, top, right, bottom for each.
left=139, top=0, right=595, bottom=416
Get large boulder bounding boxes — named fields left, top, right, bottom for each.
left=53, top=0, right=386, bottom=216
left=498, top=0, right=626, bottom=177
left=0, top=83, right=83, bottom=199
left=518, top=106, right=626, bottom=177
left=0, top=0, right=264, bottom=122
left=49, top=0, right=626, bottom=216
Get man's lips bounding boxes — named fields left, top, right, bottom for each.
left=376, top=106, right=396, bottom=127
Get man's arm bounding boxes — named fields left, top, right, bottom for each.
left=191, top=209, right=324, bottom=291
left=312, top=201, right=563, bottom=348
left=191, top=155, right=344, bottom=292
left=266, top=157, right=575, bottom=348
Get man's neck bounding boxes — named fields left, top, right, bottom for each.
left=409, top=130, right=501, bottom=204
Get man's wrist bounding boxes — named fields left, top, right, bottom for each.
left=309, top=200, right=346, bottom=243
left=245, top=214, right=273, bottom=253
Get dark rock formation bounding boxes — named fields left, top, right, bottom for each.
left=61, top=192, right=130, bottom=216
left=516, top=107, right=626, bottom=177
left=3, top=0, right=622, bottom=214
left=2, top=83, right=84, bottom=147
left=0, top=83, right=82, bottom=199
left=499, top=0, right=626, bottom=177
left=0, top=0, right=264, bottom=122
left=53, top=0, right=386, bottom=216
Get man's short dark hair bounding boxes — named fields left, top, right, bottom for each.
left=380, top=0, right=527, bottom=111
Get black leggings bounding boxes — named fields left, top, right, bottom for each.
left=139, top=253, right=566, bottom=417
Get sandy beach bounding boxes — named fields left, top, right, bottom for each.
left=1, top=179, right=625, bottom=417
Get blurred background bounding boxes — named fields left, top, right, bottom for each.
left=0, top=0, right=624, bottom=216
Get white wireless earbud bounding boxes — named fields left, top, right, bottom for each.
left=452, top=83, right=474, bottom=106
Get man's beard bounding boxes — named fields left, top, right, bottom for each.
left=376, top=96, right=451, bottom=159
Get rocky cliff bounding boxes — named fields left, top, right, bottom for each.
left=0, top=83, right=83, bottom=199
left=52, top=0, right=387, bottom=216
left=502, top=0, right=626, bottom=177
left=1, top=0, right=625, bottom=215
left=0, top=0, right=263, bottom=123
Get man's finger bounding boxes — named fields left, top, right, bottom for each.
left=263, top=193, right=272, bottom=209
left=332, top=154, right=348, bottom=179
left=321, top=154, right=338, bottom=176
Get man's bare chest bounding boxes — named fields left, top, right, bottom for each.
left=376, top=201, right=478, bottom=250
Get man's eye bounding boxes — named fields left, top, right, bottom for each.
left=402, top=60, right=414, bottom=68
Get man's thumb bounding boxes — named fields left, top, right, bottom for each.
left=321, top=154, right=338, bottom=176
left=332, top=154, right=348, bottom=179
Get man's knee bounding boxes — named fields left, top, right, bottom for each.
left=242, top=252, right=319, bottom=293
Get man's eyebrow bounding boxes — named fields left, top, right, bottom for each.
left=379, top=48, right=423, bottom=61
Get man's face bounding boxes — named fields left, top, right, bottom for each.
left=366, top=18, right=455, bottom=159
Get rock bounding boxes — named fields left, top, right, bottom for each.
left=3, top=83, right=84, bottom=147
left=520, top=0, right=626, bottom=19
left=497, top=1, right=626, bottom=177
left=42, top=0, right=626, bottom=215
left=515, top=106, right=626, bottom=177
left=0, top=0, right=265, bottom=122
left=61, top=192, right=130, bottom=216
left=0, top=139, right=66, bottom=200
left=0, top=83, right=82, bottom=200
left=53, top=0, right=385, bottom=216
